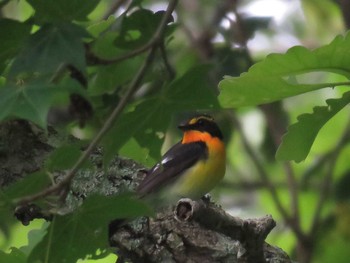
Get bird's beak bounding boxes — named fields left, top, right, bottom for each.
left=178, top=122, right=190, bottom=131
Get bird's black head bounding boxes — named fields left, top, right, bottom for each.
left=178, top=114, right=223, bottom=139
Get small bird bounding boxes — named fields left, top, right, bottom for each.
left=109, top=114, right=226, bottom=238
left=137, top=114, right=226, bottom=201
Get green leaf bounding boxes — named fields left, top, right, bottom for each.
left=45, top=143, right=93, bottom=172
left=0, top=80, right=84, bottom=128
left=27, top=0, right=99, bottom=22
left=45, top=145, right=82, bottom=171
left=87, top=16, right=116, bottom=38
left=276, top=91, right=350, bottom=162
left=28, top=194, right=152, bottom=263
left=0, top=19, right=31, bottom=73
left=2, top=172, right=51, bottom=201
left=0, top=248, right=26, bottom=263
left=119, top=137, right=156, bottom=167
left=114, top=9, right=174, bottom=49
left=10, top=23, right=88, bottom=78
left=89, top=56, right=143, bottom=96
left=102, top=66, right=219, bottom=165
left=218, top=33, right=350, bottom=108
left=90, top=31, right=121, bottom=58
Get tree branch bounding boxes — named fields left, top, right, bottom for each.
left=112, top=198, right=291, bottom=263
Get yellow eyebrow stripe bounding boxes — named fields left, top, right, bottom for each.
left=189, top=115, right=214, bottom=125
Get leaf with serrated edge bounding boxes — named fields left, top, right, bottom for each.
left=219, top=33, right=350, bottom=108
left=10, top=23, right=88, bottom=77
left=27, top=0, right=99, bottom=22
left=276, top=91, right=350, bottom=162
left=0, top=80, right=85, bottom=128
left=28, top=194, right=152, bottom=263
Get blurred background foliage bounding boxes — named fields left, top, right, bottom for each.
left=1, top=0, right=350, bottom=262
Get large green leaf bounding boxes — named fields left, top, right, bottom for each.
left=114, top=9, right=174, bottom=49
left=0, top=19, right=31, bottom=73
left=0, top=248, right=26, bottom=263
left=218, top=33, right=350, bottom=108
left=89, top=56, right=143, bottom=96
left=102, top=66, right=219, bottom=165
left=2, top=172, right=51, bottom=201
left=27, top=0, right=99, bottom=22
left=87, top=16, right=116, bottom=38
left=28, top=194, right=152, bottom=263
left=45, top=145, right=82, bottom=171
left=0, top=80, right=85, bottom=128
left=276, top=91, right=350, bottom=162
left=9, top=23, right=88, bottom=78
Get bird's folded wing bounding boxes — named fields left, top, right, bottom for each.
left=137, top=141, right=208, bottom=196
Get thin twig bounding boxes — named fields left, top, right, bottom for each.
left=16, top=0, right=179, bottom=206
left=283, top=162, right=300, bottom=220
left=88, top=6, right=176, bottom=66
left=87, top=42, right=154, bottom=66
left=228, top=111, right=306, bottom=241
left=159, top=42, right=176, bottom=80
left=261, top=103, right=301, bottom=228
left=228, top=112, right=288, bottom=218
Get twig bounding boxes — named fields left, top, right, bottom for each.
left=179, top=0, right=235, bottom=60
left=87, top=42, right=154, bottom=66
left=283, top=162, right=300, bottom=220
left=16, top=0, right=179, bottom=206
left=338, top=0, right=350, bottom=29
left=260, top=103, right=301, bottom=229
left=228, top=112, right=306, bottom=241
left=159, top=42, right=176, bottom=79
left=228, top=112, right=287, bottom=216
left=300, top=153, right=330, bottom=187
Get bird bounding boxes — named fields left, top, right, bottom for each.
left=137, top=114, right=226, bottom=201
left=109, top=114, right=226, bottom=239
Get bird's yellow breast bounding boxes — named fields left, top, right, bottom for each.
left=169, top=131, right=226, bottom=199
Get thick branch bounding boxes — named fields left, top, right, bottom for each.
left=111, top=197, right=291, bottom=263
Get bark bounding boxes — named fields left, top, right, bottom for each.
left=111, top=201, right=291, bottom=263
left=0, top=120, right=52, bottom=187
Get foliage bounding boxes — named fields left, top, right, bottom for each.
left=219, top=33, right=350, bottom=161
left=0, top=0, right=350, bottom=263
left=27, top=195, right=152, bottom=263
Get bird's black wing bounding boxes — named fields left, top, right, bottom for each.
left=137, top=141, right=208, bottom=197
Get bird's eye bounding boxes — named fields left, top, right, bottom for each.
left=197, top=119, right=204, bottom=125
